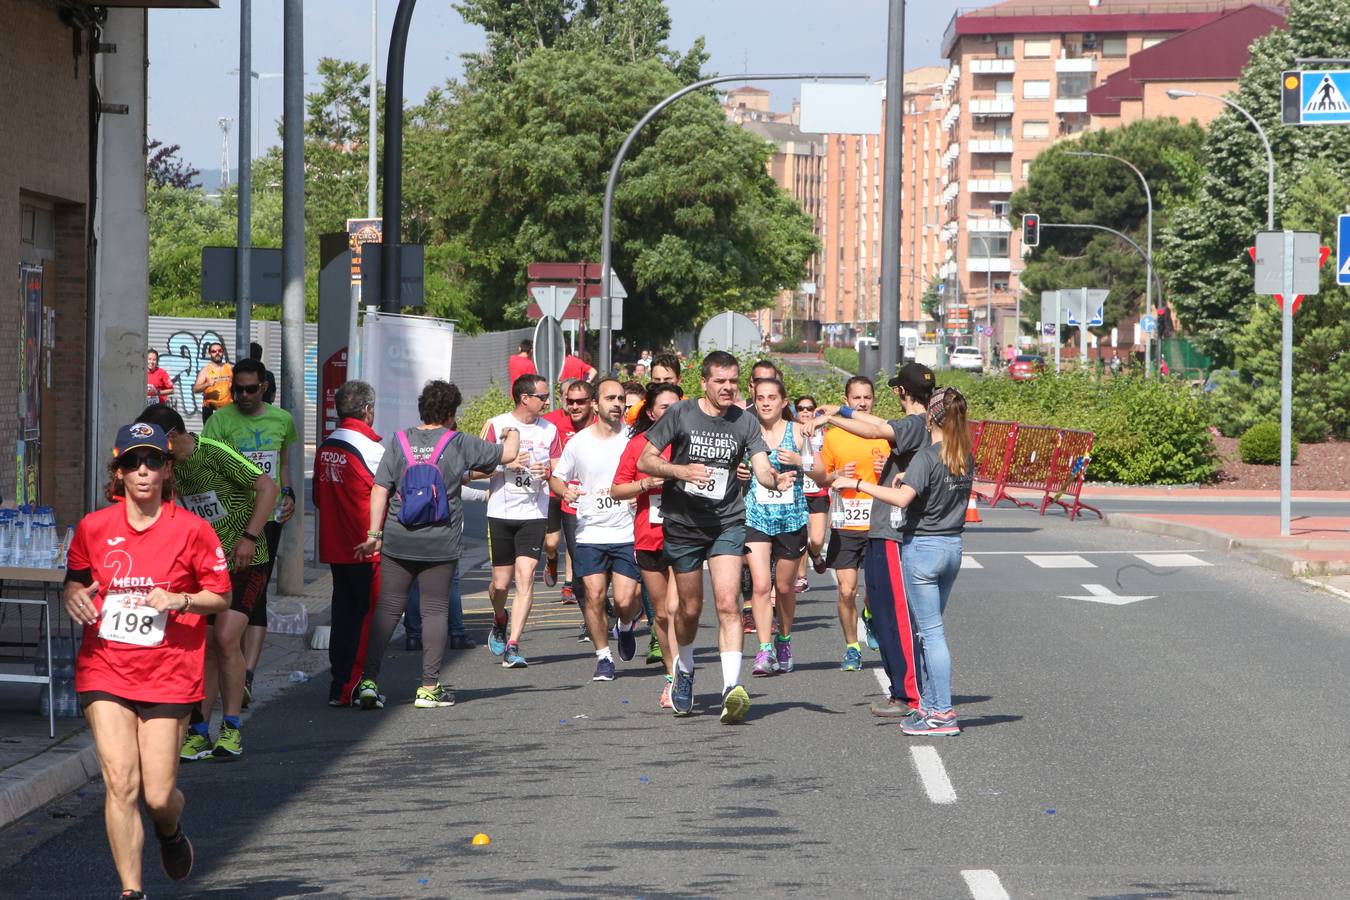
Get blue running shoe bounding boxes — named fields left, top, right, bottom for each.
left=592, top=657, right=616, bottom=681
left=671, top=667, right=695, bottom=716
left=863, top=612, right=879, bottom=651
left=502, top=642, right=528, bottom=668
left=900, top=710, right=960, bottom=736
left=616, top=620, right=638, bottom=662
left=840, top=646, right=863, bottom=671
left=488, top=620, right=508, bottom=656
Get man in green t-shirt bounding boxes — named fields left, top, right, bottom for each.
left=202, top=357, right=299, bottom=700
left=136, top=404, right=279, bottom=761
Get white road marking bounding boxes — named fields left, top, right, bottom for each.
left=961, top=869, right=1011, bottom=900
left=970, top=549, right=1202, bottom=556
left=1026, top=554, right=1095, bottom=569
left=1059, top=583, right=1156, bottom=605
left=910, top=745, right=957, bottom=804
left=1299, top=577, right=1350, bottom=603
left=1133, top=552, right=1211, bottom=567
left=960, top=555, right=984, bottom=569
left=872, top=667, right=889, bottom=695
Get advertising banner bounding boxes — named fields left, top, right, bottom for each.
left=359, top=312, right=456, bottom=440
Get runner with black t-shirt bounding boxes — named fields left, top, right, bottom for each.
left=638, top=351, right=797, bottom=724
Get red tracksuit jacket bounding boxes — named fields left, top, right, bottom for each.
left=313, top=418, right=385, bottom=564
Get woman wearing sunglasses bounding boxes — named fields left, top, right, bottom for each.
left=792, top=395, right=829, bottom=592
left=63, top=423, right=232, bottom=898
left=831, top=387, right=974, bottom=736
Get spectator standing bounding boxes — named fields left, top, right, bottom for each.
left=561, top=350, right=597, bottom=384
left=1003, top=344, right=1016, bottom=370
left=192, top=342, right=233, bottom=423
left=313, top=380, right=384, bottom=707
left=508, top=340, right=537, bottom=397
left=146, top=350, right=174, bottom=406
left=248, top=342, right=278, bottom=404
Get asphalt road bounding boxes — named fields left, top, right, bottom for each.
left=5, top=508, right=1350, bottom=898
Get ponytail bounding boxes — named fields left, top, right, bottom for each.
left=929, top=388, right=971, bottom=478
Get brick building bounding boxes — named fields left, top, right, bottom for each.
left=1, top=0, right=213, bottom=525
left=939, top=0, right=1288, bottom=353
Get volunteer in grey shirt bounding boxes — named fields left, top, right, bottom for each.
left=637, top=350, right=794, bottom=725
left=838, top=386, right=974, bottom=737
left=353, top=380, right=518, bottom=711
left=807, top=362, right=934, bottom=716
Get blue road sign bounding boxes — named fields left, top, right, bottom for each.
left=1338, top=214, right=1350, bottom=286
left=1140, top=314, right=1156, bottom=334
left=1300, top=71, right=1350, bottom=125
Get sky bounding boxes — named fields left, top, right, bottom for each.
left=148, top=0, right=995, bottom=179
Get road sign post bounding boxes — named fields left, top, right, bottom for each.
left=532, top=316, right=566, bottom=406
left=1280, top=231, right=1295, bottom=536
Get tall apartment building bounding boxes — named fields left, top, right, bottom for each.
left=898, top=67, right=950, bottom=338
left=939, top=0, right=1283, bottom=350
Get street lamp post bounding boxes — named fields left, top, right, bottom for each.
left=1167, top=88, right=1288, bottom=536
left=597, top=71, right=868, bottom=375
left=1066, top=149, right=1155, bottom=377
left=969, top=230, right=994, bottom=364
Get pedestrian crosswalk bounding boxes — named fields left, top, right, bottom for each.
left=961, top=552, right=1211, bottom=571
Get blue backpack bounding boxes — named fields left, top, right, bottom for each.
left=395, top=429, right=457, bottom=527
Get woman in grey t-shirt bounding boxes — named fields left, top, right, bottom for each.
left=835, top=387, right=974, bottom=737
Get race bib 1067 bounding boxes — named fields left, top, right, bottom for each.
left=183, top=490, right=226, bottom=523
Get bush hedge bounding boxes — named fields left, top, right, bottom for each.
left=1238, top=421, right=1297, bottom=465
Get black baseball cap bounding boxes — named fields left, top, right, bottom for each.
left=887, top=362, right=935, bottom=394
left=113, top=422, right=170, bottom=458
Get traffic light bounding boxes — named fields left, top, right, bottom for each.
left=1282, top=71, right=1302, bottom=125
left=1022, top=213, right=1040, bottom=248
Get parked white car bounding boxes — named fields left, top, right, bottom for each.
left=949, top=345, right=985, bottom=373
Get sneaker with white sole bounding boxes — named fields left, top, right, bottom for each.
left=414, top=684, right=456, bottom=708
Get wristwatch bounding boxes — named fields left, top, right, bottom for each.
left=367, top=530, right=383, bottom=539
left=280, top=487, right=295, bottom=498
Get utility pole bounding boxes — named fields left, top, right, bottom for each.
left=278, top=0, right=305, bottom=594
left=877, top=0, right=906, bottom=378
left=380, top=0, right=418, bottom=313
left=235, top=0, right=252, bottom=362
left=367, top=0, right=378, bottom=218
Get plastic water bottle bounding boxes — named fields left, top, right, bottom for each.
left=288, top=671, right=311, bottom=683
left=0, top=519, right=11, bottom=567
left=59, top=526, right=74, bottom=568
left=47, top=524, right=59, bottom=568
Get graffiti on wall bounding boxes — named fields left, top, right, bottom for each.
left=158, top=328, right=230, bottom=418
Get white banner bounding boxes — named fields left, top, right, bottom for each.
left=360, top=312, right=456, bottom=439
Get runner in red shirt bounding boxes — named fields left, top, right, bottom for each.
left=64, top=423, right=231, bottom=898
left=560, top=351, right=597, bottom=384
left=611, top=381, right=684, bottom=707
left=146, top=349, right=173, bottom=406
left=506, top=339, right=537, bottom=396
left=542, top=379, right=595, bottom=613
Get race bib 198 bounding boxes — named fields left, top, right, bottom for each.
left=832, top=495, right=872, bottom=528
left=754, top=481, right=793, bottom=506
left=682, top=467, right=730, bottom=502
left=183, top=490, right=226, bottom=523
left=98, top=593, right=168, bottom=647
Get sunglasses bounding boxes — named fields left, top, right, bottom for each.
left=116, top=451, right=166, bottom=472
left=797, top=405, right=816, bottom=413
left=232, top=383, right=263, bottom=395
left=564, top=398, right=590, bottom=405
left=527, top=393, right=550, bottom=401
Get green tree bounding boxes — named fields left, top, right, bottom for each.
left=1010, top=118, right=1206, bottom=336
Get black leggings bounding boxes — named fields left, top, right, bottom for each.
left=363, top=556, right=456, bottom=686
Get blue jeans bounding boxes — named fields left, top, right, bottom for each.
left=405, top=568, right=466, bottom=639
left=900, top=535, right=962, bottom=714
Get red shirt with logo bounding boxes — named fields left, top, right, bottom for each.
left=613, top=434, right=671, bottom=551
left=146, top=367, right=173, bottom=403
left=507, top=354, right=537, bottom=394
left=543, top=408, right=593, bottom=515
left=69, top=502, right=232, bottom=704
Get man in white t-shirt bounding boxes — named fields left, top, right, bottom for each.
left=550, top=378, right=642, bottom=683
left=481, top=374, right=563, bottom=668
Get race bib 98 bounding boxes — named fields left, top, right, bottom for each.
left=98, top=593, right=168, bottom=647
left=682, top=467, right=730, bottom=502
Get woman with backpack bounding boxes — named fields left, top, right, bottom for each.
left=353, top=381, right=518, bottom=710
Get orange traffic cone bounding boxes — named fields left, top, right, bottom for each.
left=965, top=491, right=982, bottom=524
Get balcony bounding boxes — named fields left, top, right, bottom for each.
left=942, top=142, right=961, bottom=165
left=970, top=58, right=1016, bottom=76
left=968, top=217, right=1012, bottom=233
left=1054, top=97, right=1088, bottom=114
left=941, top=102, right=961, bottom=131
left=1055, top=57, right=1098, bottom=74
left=969, top=138, right=1014, bottom=154
left=940, top=181, right=960, bottom=205
left=969, top=97, right=1015, bottom=117
left=940, top=65, right=961, bottom=97
left=968, top=178, right=1013, bottom=194
left=966, top=257, right=1013, bottom=274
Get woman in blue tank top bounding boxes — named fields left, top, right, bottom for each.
left=743, top=376, right=809, bottom=677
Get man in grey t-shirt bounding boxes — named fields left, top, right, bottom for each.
left=639, top=351, right=793, bottom=725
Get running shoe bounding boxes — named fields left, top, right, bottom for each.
left=900, top=710, right=961, bottom=737
left=577, top=622, right=592, bottom=643
left=671, top=668, right=695, bottom=716
left=544, top=554, right=558, bottom=586
left=488, top=621, right=508, bottom=656
left=840, top=646, right=863, bottom=672
left=863, top=612, right=879, bottom=651
left=560, top=586, right=578, bottom=605
left=751, top=648, right=776, bottom=677
left=660, top=677, right=674, bottom=709
left=592, top=657, right=616, bottom=681
left=449, top=634, right=477, bottom=650
left=645, top=635, right=663, bottom=665
left=158, top=826, right=194, bottom=881
left=775, top=639, right=794, bottom=674
left=242, top=672, right=253, bottom=708
left=869, top=697, right=920, bottom=719
left=414, top=684, right=456, bottom=708
left=356, top=677, right=383, bottom=711
left=404, top=635, right=423, bottom=652
left=741, top=607, right=755, bottom=634
left=720, top=684, right=750, bottom=725
left=616, top=619, right=638, bottom=662
left=211, top=724, right=242, bottom=759
left=119, top=891, right=147, bottom=899
left=793, top=576, right=809, bottom=593
left=502, top=643, right=528, bottom=668
left=180, top=731, right=212, bottom=762
left=811, top=552, right=828, bottom=575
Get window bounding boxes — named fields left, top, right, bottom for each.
left=1024, top=38, right=1051, bottom=59
left=1058, top=73, right=1094, bottom=99
left=1023, top=80, right=1051, bottom=100
left=996, top=40, right=1014, bottom=59
left=1102, top=36, right=1127, bottom=57
left=993, top=158, right=1012, bottom=176
left=993, top=279, right=1010, bottom=293
left=1022, top=120, right=1050, bottom=140
left=1022, top=160, right=1033, bottom=180
left=968, top=235, right=1009, bottom=258
left=990, top=201, right=1010, bottom=217
left=995, top=79, right=1013, bottom=97
left=994, top=120, right=1012, bottom=138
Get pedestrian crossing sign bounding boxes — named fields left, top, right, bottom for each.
left=1284, top=70, right=1350, bottom=125
left=1338, top=214, right=1350, bottom=286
